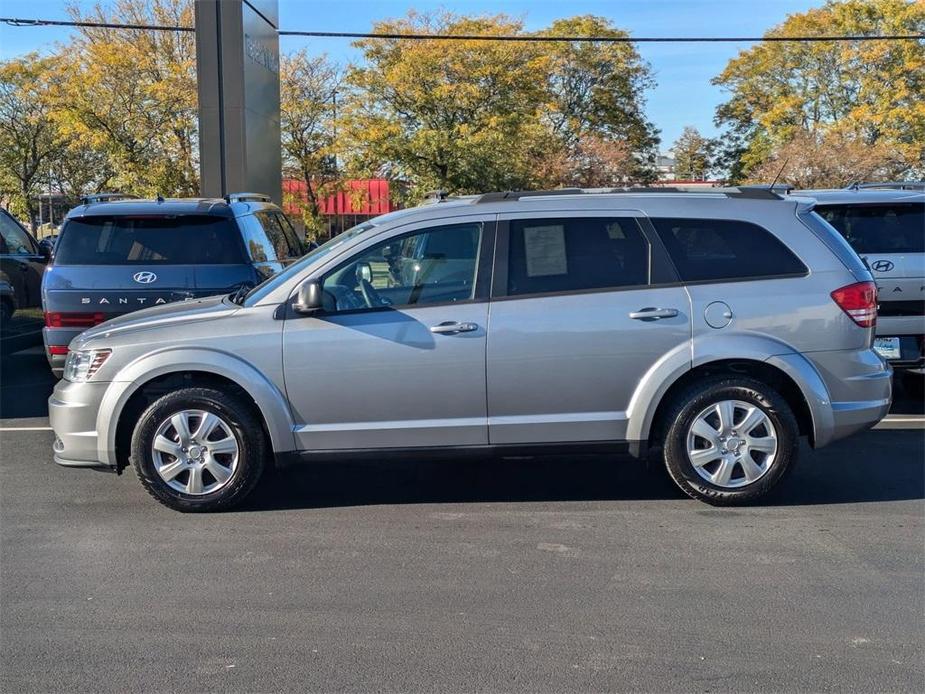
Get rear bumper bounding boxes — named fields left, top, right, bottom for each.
left=48, top=379, right=111, bottom=469
left=43, top=327, right=82, bottom=376
left=829, top=396, right=892, bottom=443
left=775, top=349, right=893, bottom=448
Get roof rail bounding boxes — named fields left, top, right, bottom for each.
left=849, top=181, right=925, bottom=191
left=474, top=186, right=783, bottom=203
left=224, top=192, right=272, bottom=203
left=423, top=189, right=450, bottom=203
left=80, top=192, right=138, bottom=205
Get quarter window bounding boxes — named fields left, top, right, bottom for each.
left=650, top=218, right=806, bottom=282
left=506, top=218, right=649, bottom=296
left=320, top=223, right=482, bottom=312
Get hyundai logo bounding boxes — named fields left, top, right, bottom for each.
left=132, top=271, right=158, bottom=284
left=871, top=260, right=895, bottom=272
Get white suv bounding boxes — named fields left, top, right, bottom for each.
left=793, top=184, right=924, bottom=389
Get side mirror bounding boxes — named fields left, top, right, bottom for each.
left=37, top=240, right=53, bottom=261
left=356, top=262, right=373, bottom=283
left=293, top=281, right=323, bottom=314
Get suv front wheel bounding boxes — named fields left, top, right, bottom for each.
left=130, top=387, right=266, bottom=512
left=661, top=377, right=798, bottom=505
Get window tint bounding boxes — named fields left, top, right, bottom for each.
left=507, top=218, right=648, bottom=296
left=321, top=223, right=481, bottom=311
left=253, top=211, right=303, bottom=260
left=54, top=216, right=246, bottom=265
left=274, top=212, right=306, bottom=258
left=0, top=211, right=36, bottom=255
left=815, top=203, right=924, bottom=254
left=650, top=218, right=806, bottom=282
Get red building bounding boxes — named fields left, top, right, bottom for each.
left=283, top=178, right=400, bottom=237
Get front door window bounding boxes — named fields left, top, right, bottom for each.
left=320, top=223, right=482, bottom=312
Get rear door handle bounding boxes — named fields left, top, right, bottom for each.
left=628, top=307, right=679, bottom=321
left=430, top=321, right=479, bottom=334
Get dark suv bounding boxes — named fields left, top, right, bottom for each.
left=42, top=193, right=305, bottom=375
left=1, top=208, right=49, bottom=349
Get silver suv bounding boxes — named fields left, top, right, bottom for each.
left=48, top=188, right=892, bottom=511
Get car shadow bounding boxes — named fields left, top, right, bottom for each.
left=0, top=347, right=57, bottom=420
left=240, top=430, right=924, bottom=512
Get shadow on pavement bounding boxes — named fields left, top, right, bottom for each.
left=241, top=429, right=924, bottom=512
left=0, top=347, right=57, bottom=420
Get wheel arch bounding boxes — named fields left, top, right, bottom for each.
left=98, top=348, right=296, bottom=469
left=627, top=338, right=833, bottom=448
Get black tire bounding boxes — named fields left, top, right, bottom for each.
left=0, top=298, right=13, bottom=323
left=660, top=376, right=799, bottom=506
left=130, top=387, right=266, bottom=512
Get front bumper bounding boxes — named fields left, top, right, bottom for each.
left=48, top=379, right=112, bottom=469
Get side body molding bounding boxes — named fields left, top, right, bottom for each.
left=96, top=348, right=297, bottom=466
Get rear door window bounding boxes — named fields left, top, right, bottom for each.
left=815, top=203, right=924, bottom=254
left=506, top=218, right=649, bottom=296
left=650, top=217, right=807, bottom=282
left=54, top=216, right=246, bottom=265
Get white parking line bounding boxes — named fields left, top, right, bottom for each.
left=0, top=427, right=53, bottom=431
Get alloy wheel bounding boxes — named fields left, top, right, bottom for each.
left=150, top=409, right=240, bottom=495
left=685, top=399, right=778, bottom=489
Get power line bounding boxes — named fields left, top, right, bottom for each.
left=279, top=30, right=925, bottom=43
left=2, top=17, right=924, bottom=42
left=1, top=17, right=193, bottom=32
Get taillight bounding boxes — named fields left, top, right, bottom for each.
left=48, top=346, right=70, bottom=356
left=831, top=281, right=877, bottom=328
left=44, top=312, right=106, bottom=328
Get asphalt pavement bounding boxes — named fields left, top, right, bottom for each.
left=1, top=348, right=923, bottom=693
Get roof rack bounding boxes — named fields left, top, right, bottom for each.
left=474, top=186, right=783, bottom=203
left=224, top=192, right=272, bottom=203
left=423, top=190, right=450, bottom=203
left=80, top=192, right=139, bottom=205
left=849, top=181, right=925, bottom=191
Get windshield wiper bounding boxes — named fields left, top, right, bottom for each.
left=228, top=283, right=251, bottom=305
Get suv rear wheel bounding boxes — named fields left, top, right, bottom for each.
left=130, top=387, right=265, bottom=512
left=661, top=377, right=798, bottom=505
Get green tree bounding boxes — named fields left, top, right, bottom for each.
left=542, top=16, right=659, bottom=182
left=50, top=0, right=199, bottom=196
left=0, top=55, right=64, bottom=227
left=280, top=50, right=342, bottom=235
left=341, top=12, right=553, bottom=198
left=340, top=12, right=658, bottom=197
left=671, top=126, right=716, bottom=181
left=713, top=0, right=925, bottom=182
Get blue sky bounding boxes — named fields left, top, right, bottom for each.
left=0, top=0, right=819, bottom=148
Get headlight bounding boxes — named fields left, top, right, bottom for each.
left=63, top=349, right=111, bottom=382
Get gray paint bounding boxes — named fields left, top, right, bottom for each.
left=195, top=0, right=282, bottom=204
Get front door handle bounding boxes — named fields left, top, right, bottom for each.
left=628, top=307, right=679, bottom=321
left=430, top=321, right=479, bottom=334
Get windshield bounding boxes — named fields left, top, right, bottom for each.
left=55, top=215, right=246, bottom=265
left=241, top=222, right=377, bottom=306
left=815, top=202, right=924, bottom=254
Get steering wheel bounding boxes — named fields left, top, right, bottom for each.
left=359, top=278, right=387, bottom=308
